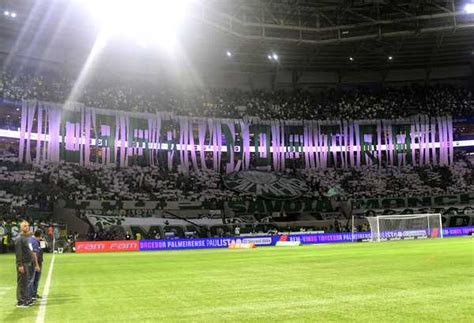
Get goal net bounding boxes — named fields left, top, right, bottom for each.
left=366, top=213, right=443, bottom=242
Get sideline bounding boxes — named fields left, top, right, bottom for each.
left=35, top=255, right=55, bottom=323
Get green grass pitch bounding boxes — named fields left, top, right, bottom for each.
left=0, top=237, right=472, bottom=322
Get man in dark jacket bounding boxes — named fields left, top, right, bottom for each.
left=15, top=221, right=39, bottom=308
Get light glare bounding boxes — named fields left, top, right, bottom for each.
left=4, top=11, right=9, bottom=16
left=81, top=0, right=192, bottom=46
left=272, top=53, right=278, bottom=60
left=465, top=4, right=474, bottom=14
left=11, top=12, right=16, bottom=18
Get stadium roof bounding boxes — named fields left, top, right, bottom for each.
left=205, top=0, right=474, bottom=72
left=0, top=0, right=473, bottom=74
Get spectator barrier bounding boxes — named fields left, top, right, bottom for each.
left=73, top=226, right=473, bottom=253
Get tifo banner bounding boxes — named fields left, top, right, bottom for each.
left=353, top=193, right=474, bottom=211
left=85, top=214, right=223, bottom=229
left=225, top=194, right=474, bottom=215
left=223, top=171, right=308, bottom=199
left=75, top=240, right=139, bottom=253
left=17, top=99, right=455, bottom=170
left=63, top=192, right=474, bottom=215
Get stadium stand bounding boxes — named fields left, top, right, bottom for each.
left=0, top=71, right=473, bottom=241
left=0, top=149, right=472, bottom=240
left=0, top=1, right=473, bottom=321
left=1, top=71, right=472, bottom=121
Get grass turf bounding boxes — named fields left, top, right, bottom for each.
left=0, top=237, right=472, bottom=322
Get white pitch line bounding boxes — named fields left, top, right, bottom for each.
left=0, top=287, right=11, bottom=297
left=35, top=255, right=55, bottom=323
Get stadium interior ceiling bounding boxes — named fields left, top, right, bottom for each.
left=0, top=0, right=473, bottom=89
left=205, top=0, right=474, bottom=71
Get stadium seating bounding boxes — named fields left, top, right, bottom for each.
left=0, top=150, right=472, bottom=238
left=1, top=71, right=472, bottom=122
left=0, top=72, right=473, bottom=240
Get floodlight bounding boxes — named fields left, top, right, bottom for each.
left=4, top=11, right=9, bottom=16
left=272, top=53, right=278, bottom=60
left=79, top=0, right=193, bottom=46
left=465, top=3, right=474, bottom=14
left=226, top=51, right=232, bottom=57
left=349, top=57, right=354, bottom=61
left=267, top=55, right=273, bottom=60
left=11, top=12, right=16, bottom=18
left=388, top=56, right=393, bottom=61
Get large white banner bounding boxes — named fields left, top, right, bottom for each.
left=17, top=100, right=455, bottom=170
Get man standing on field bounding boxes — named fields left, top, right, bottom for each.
left=28, top=230, right=44, bottom=301
left=15, top=221, right=39, bottom=308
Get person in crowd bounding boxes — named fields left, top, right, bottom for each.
left=216, top=227, right=224, bottom=238
left=47, top=225, right=54, bottom=240
left=1, top=232, right=9, bottom=254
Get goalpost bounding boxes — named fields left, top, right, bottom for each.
left=366, top=213, right=443, bottom=242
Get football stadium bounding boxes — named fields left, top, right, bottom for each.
left=0, top=0, right=473, bottom=322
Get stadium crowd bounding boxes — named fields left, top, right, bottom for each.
left=0, top=71, right=473, bottom=240
left=1, top=71, right=473, bottom=121
left=0, top=151, right=472, bottom=222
